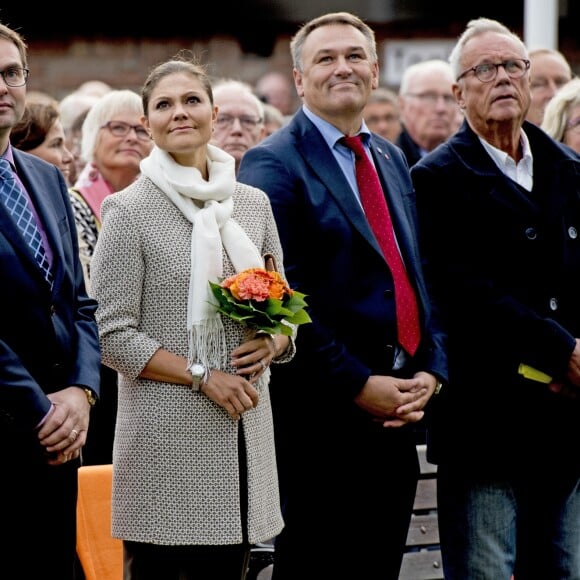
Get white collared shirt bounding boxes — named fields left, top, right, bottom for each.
left=480, top=129, right=534, bottom=191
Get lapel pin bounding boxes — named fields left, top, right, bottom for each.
left=377, top=147, right=390, bottom=160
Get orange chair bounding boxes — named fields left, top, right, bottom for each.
left=76, top=464, right=123, bottom=580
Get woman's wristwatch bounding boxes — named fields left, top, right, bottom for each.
left=190, top=363, right=206, bottom=391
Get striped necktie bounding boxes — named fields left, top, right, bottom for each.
left=342, top=135, right=421, bottom=355
left=0, top=158, right=53, bottom=287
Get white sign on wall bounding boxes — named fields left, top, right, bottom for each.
left=382, top=40, right=456, bottom=87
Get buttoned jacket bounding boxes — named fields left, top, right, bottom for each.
left=91, top=176, right=290, bottom=545
left=412, top=120, right=580, bottom=473
left=238, top=109, right=447, bottom=411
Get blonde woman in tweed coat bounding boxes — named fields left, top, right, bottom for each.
left=90, top=56, right=295, bottom=580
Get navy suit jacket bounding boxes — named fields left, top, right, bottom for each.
left=0, top=148, right=100, bottom=443
left=238, top=109, right=447, bottom=421
left=412, top=120, right=580, bottom=473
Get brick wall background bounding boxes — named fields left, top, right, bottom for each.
left=25, top=33, right=580, bottom=102
left=27, top=36, right=296, bottom=101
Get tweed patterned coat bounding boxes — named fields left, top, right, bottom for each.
left=90, top=175, right=294, bottom=546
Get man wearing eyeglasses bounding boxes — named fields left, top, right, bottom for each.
left=210, top=78, right=265, bottom=175
left=412, top=17, right=580, bottom=580
left=396, top=59, right=458, bottom=167
left=0, top=22, right=101, bottom=579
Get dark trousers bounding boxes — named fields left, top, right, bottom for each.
left=123, top=542, right=251, bottom=580
left=271, top=414, right=419, bottom=580
left=3, top=450, right=79, bottom=580
left=81, top=364, right=118, bottom=465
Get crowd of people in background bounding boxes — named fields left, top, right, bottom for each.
left=1, top=8, right=578, bottom=580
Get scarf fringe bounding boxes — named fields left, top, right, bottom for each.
left=188, top=317, right=229, bottom=376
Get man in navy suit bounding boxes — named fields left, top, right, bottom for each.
left=238, top=12, right=447, bottom=580
left=0, top=22, right=100, bottom=579
left=412, top=17, right=580, bottom=580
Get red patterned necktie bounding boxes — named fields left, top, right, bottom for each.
left=342, top=135, right=420, bottom=355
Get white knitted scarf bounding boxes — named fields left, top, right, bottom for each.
left=140, top=144, right=263, bottom=374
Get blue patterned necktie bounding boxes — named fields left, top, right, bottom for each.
left=0, top=158, right=53, bottom=287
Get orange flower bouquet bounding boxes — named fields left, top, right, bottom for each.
left=209, top=267, right=311, bottom=336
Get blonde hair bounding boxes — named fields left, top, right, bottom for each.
left=541, top=77, right=580, bottom=142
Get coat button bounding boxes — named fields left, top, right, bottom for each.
left=524, top=227, right=537, bottom=240
left=50, top=305, right=57, bottom=315
left=549, top=297, right=558, bottom=311
left=568, top=226, right=577, bottom=239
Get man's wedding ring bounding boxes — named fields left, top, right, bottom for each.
left=70, top=429, right=79, bottom=441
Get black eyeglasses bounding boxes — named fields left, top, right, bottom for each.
left=0, top=66, right=29, bottom=87
left=215, top=115, right=262, bottom=131
left=101, top=121, right=150, bottom=142
left=457, top=59, right=530, bottom=83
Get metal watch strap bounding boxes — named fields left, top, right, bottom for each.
left=84, top=388, right=97, bottom=406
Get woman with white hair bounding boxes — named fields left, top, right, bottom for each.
left=69, top=89, right=153, bottom=288
left=69, top=89, right=153, bottom=466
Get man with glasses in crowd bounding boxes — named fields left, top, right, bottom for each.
left=412, top=17, right=580, bottom=579
left=0, top=22, right=101, bottom=579
left=211, top=79, right=265, bottom=175
left=396, top=59, right=459, bottom=168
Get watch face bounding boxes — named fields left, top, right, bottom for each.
left=190, top=363, right=205, bottom=378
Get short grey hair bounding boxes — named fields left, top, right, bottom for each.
left=528, top=47, right=572, bottom=78
left=290, top=11, right=377, bottom=74
left=448, top=17, right=527, bottom=81
left=212, top=78, right=265, bottom=121
left=59, top=92, right=101, bottom=133
left=367, top=86, right=398, bottom=106
left=80, top=89, right=144, bottom=163
left=399, top=59, right=454, bottom=96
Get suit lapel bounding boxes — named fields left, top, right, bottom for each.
left=450, top=125, right=544, bottom=218
left=294, top=120, right=382, bottom=256
left=369, top=136, right=420, bottom=271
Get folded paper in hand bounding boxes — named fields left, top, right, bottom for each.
left=518, top=364, right=552, bottom=384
